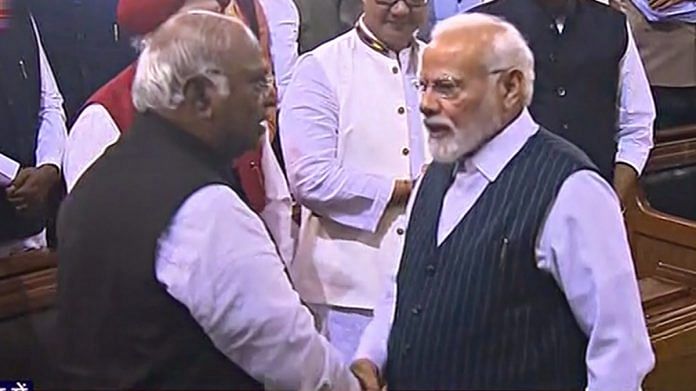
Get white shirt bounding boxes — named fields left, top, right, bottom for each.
left=355, top=109, right=655, bottom=391
left=155, top=184, right=359, bottom=391
left=63, top=104, right=119, bottom=192
left=258, top=0, right=300, bottom=104
left=64, top=105, right=296, bottom=264
left=0, top=17, right=68, bottom=255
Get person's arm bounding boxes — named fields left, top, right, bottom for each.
left=155, top=185, right=359, bottom=391
left=63, top=104, right=121, bottom=192
left=280, top=54, right=406, bottom=233
left=614, top=22, right=655, bottom=206
left=537, top=170, right=655, bottom=391
left=258, top=0, right=300, bottom=104
left=350, top=176, right=425, bottom=388
left=33, top=16, right=67, bottom=171
left=258, top=129, right=295, bottom=265
left=6, top=17, right=67, bottom=212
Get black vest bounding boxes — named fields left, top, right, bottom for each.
left=387, top=129, right=595, bottom=390
left=0, top=5, right=45, bottom=241
left=55, top=113, right=261, bottom=390
left=473, top=0, right=627, bottom=179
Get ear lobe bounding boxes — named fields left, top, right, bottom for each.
left=182, top=75, right=216, bottom=119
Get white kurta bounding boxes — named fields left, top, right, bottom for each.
left=281, top=24, right=431, bottom=310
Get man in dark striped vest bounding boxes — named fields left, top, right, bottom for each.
left=351, top=12, right=654, bottom=391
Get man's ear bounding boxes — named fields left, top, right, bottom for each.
left=182, top=75, right=216, bottom=120
left=500, top=69, right=525, bottom=110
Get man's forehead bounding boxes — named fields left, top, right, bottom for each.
left=422, top=43, right=471, bottom=74
left=422, top=30, right=494, bottom=74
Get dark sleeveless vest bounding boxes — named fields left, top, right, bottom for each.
left=387, top=129, right=597, bottom=390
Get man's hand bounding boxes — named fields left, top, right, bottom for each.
left=649, top=0, right=686, bottom=11
left=389, top=179, right=413, bottom=207
left=613, top=163, right=638, bottom=209
left=350, top=359, right=382, bottom=391
left=6, top=165, right=60, bottom=214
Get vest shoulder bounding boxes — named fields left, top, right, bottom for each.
left=533, top=128, right=597, bottom=170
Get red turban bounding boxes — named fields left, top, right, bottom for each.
left=117, top=0, right=185, bottom=35
left=117, top=0, right=233, bottom=36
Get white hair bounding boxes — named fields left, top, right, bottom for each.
left=432, top=13, right=535, bottom=106
left=132, top=10, right=257, bottom=112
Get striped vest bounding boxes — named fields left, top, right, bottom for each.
left=387, top=129, right=594, bottom=390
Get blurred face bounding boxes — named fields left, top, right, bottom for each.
left=363, top=0, right=427, bottom=52
left=419, top=38, right=507, bottom=163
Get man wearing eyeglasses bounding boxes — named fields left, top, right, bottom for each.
left=470, top=0, right=655, bottom=209
left=352, top=13, right=653, bottom=390
left=280, top=0, right=430, bottom=372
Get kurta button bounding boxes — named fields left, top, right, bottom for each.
left=557, top=87, right=566, bottom=97
left=396, top=228, right=405, bottom=235
left=392, top=66, right=399, bottom=74
left=397, top=107, right=405, bottom=115
left=402, top=147, right=410, bottom=156
left=249, top=161, right=257, bottom=168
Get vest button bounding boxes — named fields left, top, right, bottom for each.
left=402, top=147, right=410, bottom=156
left=396, top=228, right=405, bottom=235
left=425, top=264, right=436, bottom=275
left=556, top=87, right=567, bottom=97
left=549, top=53, right=556, bottom=63
left=411, top=306, right=422, bottom=316
left=397, top=106, right=405, bottom=115
left=249, top=161, right=257, bottom=168
left=392, top=66, right=399, bottom=74
left=402, top=344, right=411, bottom=355
left=562, top=123, right=569, bottom=130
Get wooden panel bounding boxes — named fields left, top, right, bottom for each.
left=0, top=251, right=58, bottom=320
left=0, top=250, right=57, bottom=280
left=625, top=123, right=696, bottom=391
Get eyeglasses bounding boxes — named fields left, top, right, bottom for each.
left=374, top=0, right=428, bottom=9
left=418, top=68, right=512, bottom=100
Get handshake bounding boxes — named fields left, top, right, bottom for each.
left=350, top=359, right=384, bottom=391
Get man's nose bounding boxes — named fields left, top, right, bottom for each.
left=390, top=0, right=410, bottom=17
left=420, top=87, right=440, bottom=118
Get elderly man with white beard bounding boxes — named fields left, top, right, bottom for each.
left=350, top=13, right=654, bottom=391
